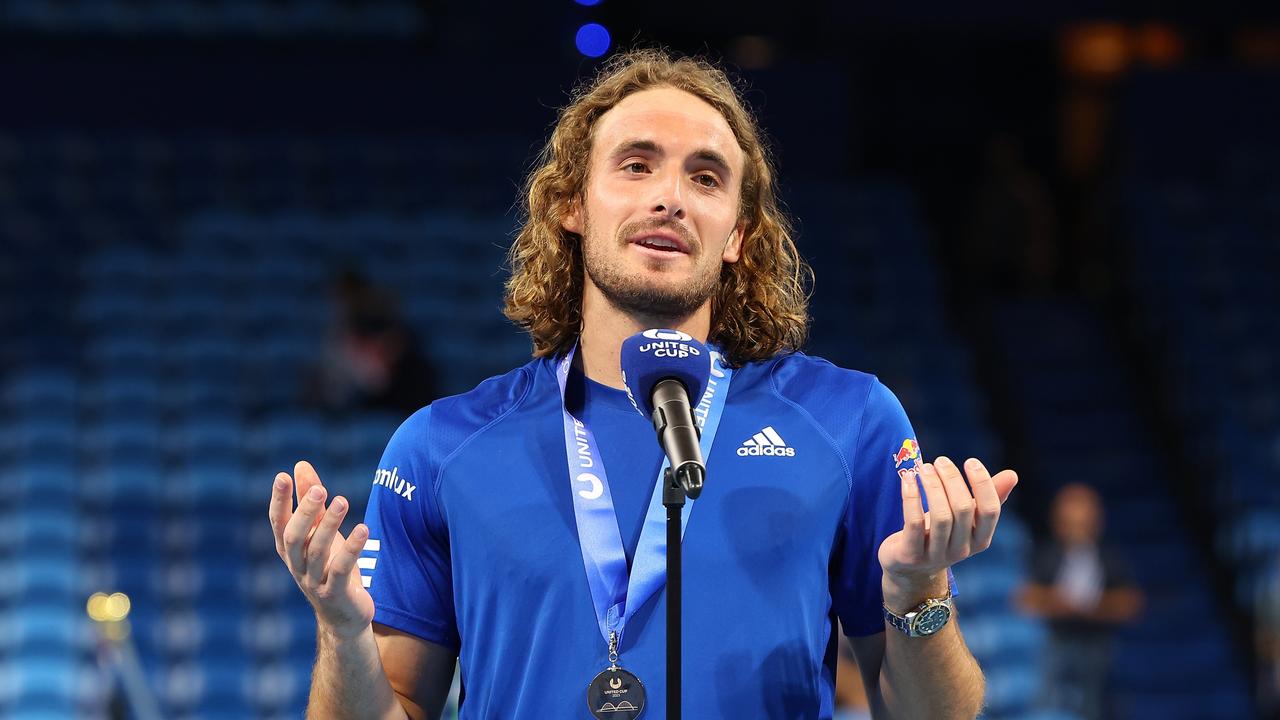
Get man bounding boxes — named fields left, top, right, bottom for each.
left=268, top=49, right=1018, bottom=719
left=1017, top=483, right=1142, bottom=720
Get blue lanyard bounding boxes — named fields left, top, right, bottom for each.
left=556, top=345, right=734, bottom=650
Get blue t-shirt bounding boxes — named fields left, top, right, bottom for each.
left=360, top=352, right=923, bottom=719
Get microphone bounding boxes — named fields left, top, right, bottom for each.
left=619, top=329, right=712, bottom=499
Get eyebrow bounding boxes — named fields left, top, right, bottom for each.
left=608, top=138, right=734, bottom=179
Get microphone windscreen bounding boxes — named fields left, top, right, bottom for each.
left=619, top=329, right=712, bottom=418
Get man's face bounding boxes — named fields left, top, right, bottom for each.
left=1052, top=486, right=1103, bottom=545
left=562, top=87, right=746, bottom=320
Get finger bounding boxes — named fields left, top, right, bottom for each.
left=268, top=472, right=294, bottom=557
left=294, top=460, right=325, bottom=526
left=919, top=462, right=952, bottom=567
left=934, top=456, right=975, bottom=561
left=899, top=467, right=926, bottom=562
left=325, top=523, right=370, bottom=587
left=992, top=469, right=1019, bottom=503
left=306, top=496, right=349, bottom=587
left=965, top=458, right=1001, bottom=553
left=283, top=483, right=328, bottom=577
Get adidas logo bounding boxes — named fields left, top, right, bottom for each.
left=737, top=426, right=796, bottom=457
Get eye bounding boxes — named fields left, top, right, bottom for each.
left=694, top=173, right=720, bottom=188
left=624, top=161, right=649, bottom=174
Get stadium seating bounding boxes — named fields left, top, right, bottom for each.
left=989, top=298, right=1255, bottom=719
left=1115, top=69, right=1280, bottom=716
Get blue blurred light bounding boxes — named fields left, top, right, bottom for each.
left=574, top=0, right=603, bottom=5
left=575, top=23, right=611, bottom=58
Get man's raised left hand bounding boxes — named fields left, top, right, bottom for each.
left=878, top=456, right=1018, bottom=611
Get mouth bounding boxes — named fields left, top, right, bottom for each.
left=627, top=231, right=691, bottom=255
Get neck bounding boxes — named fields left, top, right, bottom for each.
left=577, top=283, right=711, bottom=390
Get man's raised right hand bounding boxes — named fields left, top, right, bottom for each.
left=269, top=460, right=375, bottom=638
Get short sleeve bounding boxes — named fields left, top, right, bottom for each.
left=832, top=380, right=918, bottom=637
left=360, top=406, right=461, bottom=650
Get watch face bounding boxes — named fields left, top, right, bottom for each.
left=912, top=604, right=952, bottom=636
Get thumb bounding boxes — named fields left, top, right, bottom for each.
left=993, top=469, right=1019, bottom=503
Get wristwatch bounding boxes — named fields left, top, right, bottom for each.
left=882, top=595, right=954, bottom=637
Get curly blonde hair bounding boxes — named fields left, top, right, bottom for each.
left=503, top=48, right=812, bottom=366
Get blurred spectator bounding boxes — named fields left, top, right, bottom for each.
left=969, top=134, right=1060, bottom=295
left=312, top=269, right=438, bottom=417
left=1017, top=483, right=1143, bottom=720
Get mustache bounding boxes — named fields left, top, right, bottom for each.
left=617, top=218, right=698, bottom=251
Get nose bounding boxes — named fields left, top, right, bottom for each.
left=650, top=168, right=686, bottom=221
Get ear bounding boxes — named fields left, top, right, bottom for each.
left=721, top=221, right=746, bottom=264
left=561, top=194, right=584, bottom=236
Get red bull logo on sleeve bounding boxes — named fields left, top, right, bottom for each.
left=893, top=438, right=923, bottom=482
left=892, top=438, right=920, bottom=469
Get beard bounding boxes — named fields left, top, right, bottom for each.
left=581, top=216, right=721, bottom=322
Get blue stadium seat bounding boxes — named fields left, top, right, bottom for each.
left=242, top=608, right=293, bottom=659
left=158, top=659, right=206, bottom=715
left=166, top=375, right=242, bottom=416
left=0, top=414, right=76, bottom=460
left=246, top=562, right=295, bottom=608
left=983, top=661, right=1039, bottom=716
left=165, top=416, right=243, bottom=460
left=169, top=459, right=246, bottom=509
left=952, top=563, right=1020, bottom=611
left=77, top=297, right=154, bottom=340
left=1, top=604, right=84, bottom=655
left=188, top=558, right=250, bottom=612
left=246, top=659, right=308, bottom=715
left=256, top=332, right=319, bottom=367
left=2, top=457, right=77, bottom=508
left=192, top=661, right=253, bottom=719
left=251, top=413, right=328, bottom=469
left=84, top=333, right=163, bottom=371
left=89, top=372, right=164, bottom=415
left=170, top=325, right=242, bottom=361
left=161, top=286, right=236, bottom=328
left=85, top=418, right=162, bottom=465
left=85, top=460, right=164, bottom=508
left=9, top=507, right=78, bottom=556
left=241, top=290, right=323, bottom=332
left=2, top=368, right=78, bottom=411
left=2, top=656, right=81, bottom=719
left=247, top=249, right=323, bottom=289
left=13, top=549, right=82, bottom=601
left=154, top=607, right=203, bottom=660
left=81, top=245, right=156, bottom=288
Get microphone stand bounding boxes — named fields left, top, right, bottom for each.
left=662, top=467, right=685, bottom=720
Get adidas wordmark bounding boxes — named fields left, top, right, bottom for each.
left=737, top=426, right=796, bottom=457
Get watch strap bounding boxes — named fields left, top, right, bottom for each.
left=882, top=604, right=914, bottom=635
left=882, top=595, right=953, bottom=637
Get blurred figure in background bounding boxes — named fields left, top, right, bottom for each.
left=312, top=269, right=438, bottom=417
left=1017, top=483, right=1143, bottom=720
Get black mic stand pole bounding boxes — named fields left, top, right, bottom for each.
left=662, top=467, right=684, bottom=720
